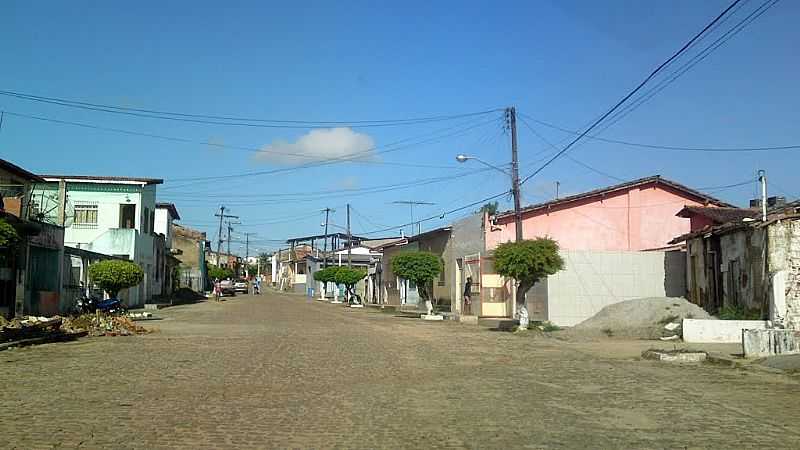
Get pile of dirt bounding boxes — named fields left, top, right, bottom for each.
left=571, top=297, right=713, bottom=340
left=61, top=314, right=153, bottom=337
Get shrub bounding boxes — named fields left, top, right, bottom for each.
left=391, top=251, right=442, bottom=306
left=208, top=266, right=234, bottom=280
left=313, top=266, right=340, bottom=284
left=88, top=259, right=144, bottom=298
left=718, top=305, right=762, bottom=320
left=0, top=219, right=20, bottom=248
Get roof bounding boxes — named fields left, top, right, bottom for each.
left=41, top=175, right=163, bottom=185
left=408, top=226, right=452, bottom=243
left=676, top=206, right=759, bottom=224
left=360, top=237, right=405, bottom=250
left=670, top=210, right=800, bottom=244
left=156, top=202, right=181, bottom=220
left=495, top=175, right=733, bottom=220
left=0, top=159, right=45, bottom=183
left=286, top=232, right=365, bottom=244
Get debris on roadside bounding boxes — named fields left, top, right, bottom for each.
left=642, top=348, right=708, bottom=362
left=62, top=314, right=154, bottom=337
left=571, top=297, right=712, bottom=340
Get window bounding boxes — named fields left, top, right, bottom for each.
left=438, top=262, right=446, bottom=286
left=74, top=204, right=98, bottom=227
left=119, top=204, right=136, bottom=229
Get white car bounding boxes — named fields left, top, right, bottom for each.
left=233, top=279, right=248, bottom=293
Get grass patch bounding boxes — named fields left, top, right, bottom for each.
left=527, top=321, right=561, bottom=332
left=718, top=305, right=762, bottom=320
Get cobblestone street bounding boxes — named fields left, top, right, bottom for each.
left=3, top=291, right=800, bottom=449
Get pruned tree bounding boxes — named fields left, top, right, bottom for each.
left=313, top=266, right=339, bottom=299
left=334, top=267, right=366, bottom=305
left=391, top=251, right=442, bottom=315
left=208, top=266, right=234, bottom=281
left=88, top=259, right=145, bottom=299
left=493, top=238, right=564, bottom=329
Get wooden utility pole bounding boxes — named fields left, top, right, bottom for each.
left=214, top=206, right=238, bottom=267
left=509, top=107, right=523, bottom=242
left=322, top=207, right=332, bottom=268
left=346, top=204, right=352, bottom=268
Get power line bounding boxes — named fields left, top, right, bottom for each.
left=0, top=109, right=488, bottom=171
left=598, top=0, right=780, bottom=133
left=517, top=114, right=626, bottom=182
left=0, top=89, right=501, bottom=128
left=519, top=111, right=800, bottom=153
left=160, top=115, right=502, bottom=188
left=519, top=0, right=744, bottom=186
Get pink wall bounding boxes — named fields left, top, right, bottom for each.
left=486, top=183, right=708, bottom=252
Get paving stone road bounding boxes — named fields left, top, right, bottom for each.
left=2, top=291, right=800, bottom=449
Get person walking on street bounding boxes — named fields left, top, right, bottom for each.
left=254, top=276, right=261, bottom=295
left=463, top=277, right=473, bottom=315
left=213, top=278, right=221, bottom=302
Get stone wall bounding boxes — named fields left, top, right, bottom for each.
left=768, top=218, right=800, bottom=329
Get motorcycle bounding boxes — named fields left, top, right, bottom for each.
left=74, top=293, right=126, bottom=315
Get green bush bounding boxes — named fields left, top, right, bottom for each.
left=334, top=267, right=366, bottom=287
left=208, top=266, right=234, bottom=280
left=88, top=259, right=144, bottom=298
left=313, top=266, right=340, bottom=284
left=493, top=238, right=564, bottom=297
left=0, top=219, right=20, bottom=248
left=391, top=251, right=442, bottom=304
left=718, top=305, right=762, bottom=320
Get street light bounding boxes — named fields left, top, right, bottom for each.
left=456, top=153, right=523, bottom=242
left=455, top=154, right=511, bottom=175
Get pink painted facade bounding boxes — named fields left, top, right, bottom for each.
left=486, top=179, right=725, bottom=252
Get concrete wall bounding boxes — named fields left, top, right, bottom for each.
left=154, top=207, right=173, bottom=248
left=539, top=249, right=686, bottom=326
left=449, top=214, right=484, bottom=315
left=768, top=219, right=800, bottom=329
left=683, top=318, right=769, bottom=344
left=486, top=183, right=706, bottom=252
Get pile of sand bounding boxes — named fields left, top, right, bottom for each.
left=572, top=297, right=713, bottom=339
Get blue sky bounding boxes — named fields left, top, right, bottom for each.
left=1, top=0, right=797, bottom=255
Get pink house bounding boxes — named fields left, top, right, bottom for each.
left=485, top=176, right=732, bottom=252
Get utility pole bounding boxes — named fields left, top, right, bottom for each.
left=508, top=106, right=523, bottom=242
left=226, top=220, right=241, bottom=274
left=555, top=181, right=560, bottom=200
left=391, top=200, right=435, bottom=236
left=346, top=203, right=352, bottom=268
left=322, top=207, right=332, bottom=268
left=758, top=169, right=767, bottom=222
left=214, top=206, right=238, bottom=267
left=243, top=232, right=256, bottom=277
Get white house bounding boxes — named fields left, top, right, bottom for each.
left=154, top=202, right=180, bottom=250
left=35, top=175, right=163, bottom=307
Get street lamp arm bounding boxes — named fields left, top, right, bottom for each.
left=455, top=154, right=511, bottom=176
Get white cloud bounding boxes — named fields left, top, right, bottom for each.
left=253, top=127, right=376, bottom=164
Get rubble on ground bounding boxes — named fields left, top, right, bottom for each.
left=61, top=314, right=153, bottom=336
left=571, top=297, right=713, bottom=340
left=1, top=312, right=154, bottom=347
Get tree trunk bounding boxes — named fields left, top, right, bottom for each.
left=419, top=284, right=433, bottom=315
left=516, top=280, right=533, bottom=329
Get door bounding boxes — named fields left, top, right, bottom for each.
left=399, top=278, right=419, bottom=305
left=119, top=204, right=136, bottom=229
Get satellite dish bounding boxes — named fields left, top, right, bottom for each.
left=29, top=191, right=75, bottom=226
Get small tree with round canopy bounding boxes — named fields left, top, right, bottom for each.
left=493, top=238, right=564, bottom=329
left=391, top=251, right=442, bottom=315
left=88, top=259, right=145, bottom=300
left=313, top=266, right=340, bottom=299
left=334, top=267, right=366, bottom=304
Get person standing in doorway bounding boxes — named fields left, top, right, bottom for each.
left=463, top=277, right=473, bottom=315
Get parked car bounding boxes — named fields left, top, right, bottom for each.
left=219, top=279, right=236, bottom=296
left=233, top=279, right=248, bottom=293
